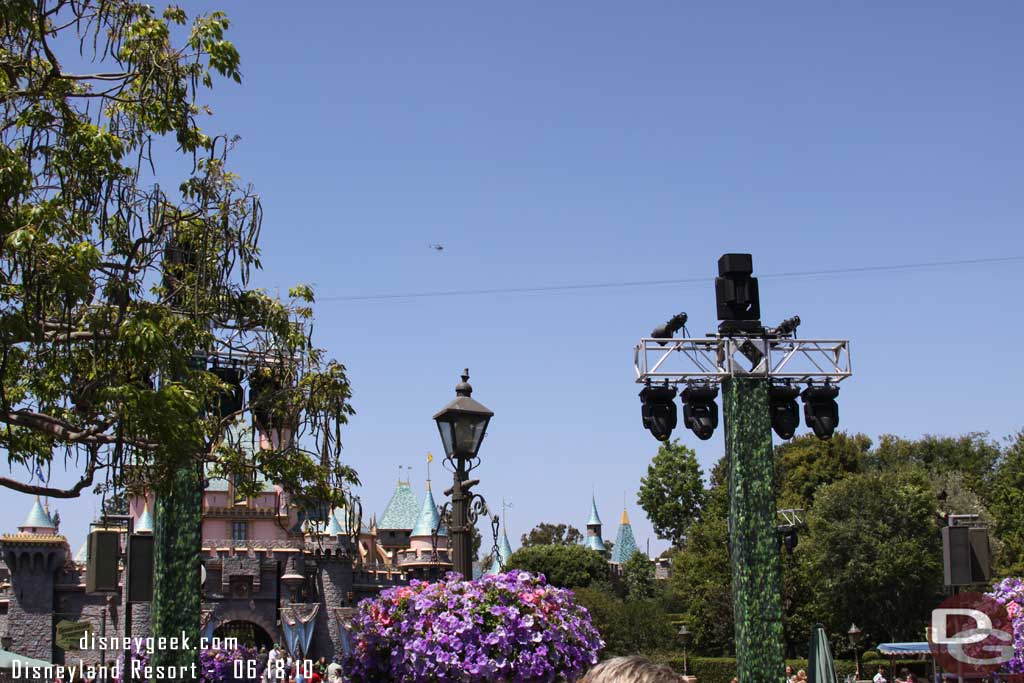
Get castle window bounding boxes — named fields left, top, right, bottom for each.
left=232, top=521, right=248, bottom=541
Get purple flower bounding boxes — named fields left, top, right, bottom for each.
left=342, top=571, right=604, bottom=682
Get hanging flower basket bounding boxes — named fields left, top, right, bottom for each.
left=342, top=571, right=604, bottom=682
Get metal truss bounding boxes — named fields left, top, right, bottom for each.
left=634, top=336, right=851, bottom=386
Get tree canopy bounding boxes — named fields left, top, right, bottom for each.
left=0, top=0, right=357, bottom=511
left=505, top=544, right=609, bottom=589
left=637, top=438, right=706, bottom=547
left=520, top=522, right=584, bottom=548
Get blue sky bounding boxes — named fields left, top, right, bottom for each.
left=5, top=2, right=1023, bottom=557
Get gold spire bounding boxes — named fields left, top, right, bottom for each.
left=620, top=508, right=631, bottom=525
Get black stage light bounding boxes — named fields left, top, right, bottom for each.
left=782, top=528, right=799, bottom=554
left=682, top=384, right=719, bottom=440
left=651, top=312, right=688, bottom=345
left=715, top=253, right=761, bottom=334
left=801, top=383, right=840, bottom=440
left=768, top=383, right=801, bottom=440
left=640, top=385, right=678, bottom=441
left=773, top=315, right=801, bottom=337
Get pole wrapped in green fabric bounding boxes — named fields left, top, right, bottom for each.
left=724, top=376, right=785, bottom=683
left=150, top=464, right=203, bottom=677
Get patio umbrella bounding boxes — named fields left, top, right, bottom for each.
left=809, top=623, right=840, bottom=683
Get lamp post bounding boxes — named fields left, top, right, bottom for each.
left=848, top=623, right=863, bottom=680
left=433, top=369, right=494, bottom=580
left=677, top=624, right=693, bottom=677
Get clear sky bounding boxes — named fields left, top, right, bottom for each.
left=4, top=2, right=1023, bottom=558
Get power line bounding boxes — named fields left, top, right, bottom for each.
left=317, top=255, right=1024, bottom=303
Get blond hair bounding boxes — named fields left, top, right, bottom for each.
left=580, top=656, right=684, bottom=683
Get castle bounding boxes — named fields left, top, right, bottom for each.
left=0, top=423, right=649, bottom=665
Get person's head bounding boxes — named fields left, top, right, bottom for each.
left=878, top=666, right=886, bottom=674
left=580, top=656, right=684, bottom=683
left=797, top=670, right=807, bottom=680
left=900, top=669, right=910, bottom=678
left=787, top=666, right=794, bottom=675
left=731, top=678, right=739, bottom=683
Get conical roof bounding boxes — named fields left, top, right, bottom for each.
left=378, top=480, right=420, bottom=530
left=75, top=540, right=88, bottom=564
left=587, top=496, right=602, bottom=526
left=498, top=529, right=514, bottom=564
left=135, top=501, right=154, bottom=533
left=411, top=482, right=445, bottom=537
left=610, top=508, right=639, bottom=564
left=21, top=496, right=55, bottom=530
left=324, top=510, right=344, bottom=536
left=585, top=535, right=607, bottom=553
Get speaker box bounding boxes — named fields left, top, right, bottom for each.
left=86, top=530, right=120, bottom=593
left=943, top=526, right=992, bottom=586
left=126, top=534, right=154, bottom=603
left=969, top=527, right=991, bottom=583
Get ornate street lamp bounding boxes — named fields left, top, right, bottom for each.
left=848, top=623, right=863, bottom=680
left=677, top=624, right=693, bottom=677
left=433, top=369, right=494, bottom=579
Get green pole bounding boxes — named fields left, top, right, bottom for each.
left=150, top=463, right=203, bottom=678
left=724, top=376, right=785, bottom=683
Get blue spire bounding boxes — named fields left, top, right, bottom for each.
left=75, top=540, right=88, bottom=564
left=610, top=508, right=639, bottom=564
left=135, top=501, right=154, bottom=533
left=324, top=510, right=344, bottom=536
left=411, top=481, right=445, bottom=537
left=379, top=480, right=420, bottom=530
left=21, top=496, right=55, bottom=530
left=587, top=496, right=602, bottom=526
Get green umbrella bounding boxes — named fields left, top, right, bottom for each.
left=809, top=623, right=840, bottom=683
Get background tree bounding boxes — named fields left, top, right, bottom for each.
left=621, top=551, right=655, bottom=601
left=991, top=431, right=1024, bottom=574
left=520, top=522, right=583, bottom=547
left=573, top=586, right=675, bottom=656
left=505, top=544, right=608, bottom=589
left=799, top=469, right=943, bottom=645
left=637, top=439, right=706, bottom=547
left=0, top=1, right=357, bottom=670
left=668, top=455, right=734, bottom=655
left=774, top=432, right=871, bottom=509
left=869, top=432, right=1000, bottom=493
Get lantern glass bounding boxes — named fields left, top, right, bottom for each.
left=436, top=411, right=490, bottom=460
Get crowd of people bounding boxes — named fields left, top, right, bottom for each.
left=255, top=645, right=343, bottom=683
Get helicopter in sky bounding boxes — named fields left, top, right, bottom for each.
left=428, top=243, right=445, bottom=252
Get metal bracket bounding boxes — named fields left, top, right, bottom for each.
left=635, top=336, right=851, bottom=386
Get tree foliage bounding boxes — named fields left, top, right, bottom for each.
left=637, top=439, right=706, bottom=547
left=774, top=432, right=871, bottom=509
left=621, top=551, right=655, bottom=601
left=505, top=544, right=608, bottom=589
left=520, top=522, right=583, bottom=548
left=0, top=0, right=356, bottom=511
left=573, top=587, right=675, bottom=656
left=799, top=468, right=943, bottom=645
left=991, top=431, right=1024, bottom=575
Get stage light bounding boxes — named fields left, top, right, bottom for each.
left=801, top=383, right=840, bottom=440
left=682, top=384, right=719, bottom=440
left=640, top=385, right=678, bottom=441
left=768, top=383, right=800, bottom=440
left=773, top=315, right=801, bottom=337
left=651, top=312, right=688, bottom=346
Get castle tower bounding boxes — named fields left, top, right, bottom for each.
left=376, top=477, right=420, bottom=563
left=585, top=496, right=607, bottom=553
left=610, top=508, right=639, bottom=565
left=1, top=498, right=68, bottom=660
left=402, top=480, right=450, bottom=578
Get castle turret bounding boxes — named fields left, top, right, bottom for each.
left=610, top=508, right=639, bottom=565
left=486, top=525, right=515, bottom=575
left=18, top=497, right=56, bottom=535
left=585, top=496, right=606, bottom=553
left=135, top=500, right=154, bottom=534
left=1, top=498, right=68, bottom=660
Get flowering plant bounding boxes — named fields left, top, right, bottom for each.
left=987, top=577, right=1024, bottom=674
left=342, top=571, right=604, bottom=682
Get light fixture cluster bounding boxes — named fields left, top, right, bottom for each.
left=641, top=379, right=840, bottom=442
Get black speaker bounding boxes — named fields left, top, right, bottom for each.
left=969, top=527, right=991, bottom=583
left=126, top=534, right=154, bottom=603
left=86, top=530, right=120, bottom=593
left=943, top=526, right=992, bottom=586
